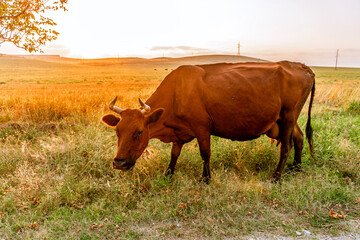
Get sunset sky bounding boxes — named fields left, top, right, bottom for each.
left=1, top=0, right=360, bottom=67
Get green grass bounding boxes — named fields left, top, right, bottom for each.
left=0, top=59, right=360, bottom=239
left=348, top=100, right=360, bottom=114
left=1, top=110, right=359, bottom=239
left=312, top=67, right=360, bottom=83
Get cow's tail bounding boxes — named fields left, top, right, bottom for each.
left=305, top=81, right=315, bottom=158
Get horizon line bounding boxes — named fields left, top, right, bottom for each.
left=1, top=53, right=359, bottom=69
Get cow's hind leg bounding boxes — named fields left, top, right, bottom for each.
left=273, top=112, right=296, bottom=181
left=289, top=123, right=304, bottom=172
left=165, top=142, right=184, bottom=176
left=196, top=132, right=211, bottom=184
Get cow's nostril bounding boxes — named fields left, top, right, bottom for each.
left=114, top=158, right=125, bottom=163
left=120, top=161, right=127, bottom=167
left=113, top=158, right=127, bottom=167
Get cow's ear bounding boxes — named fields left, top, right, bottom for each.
left=102, top=114, right=120, bottom=127
left=146, top=108, right=164, bottom=124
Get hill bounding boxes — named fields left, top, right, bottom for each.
left=153, top=54, right=267, bottom=64
left=0, top=54, right=267, bottom=66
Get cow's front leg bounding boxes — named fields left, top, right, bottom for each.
left=165, top=142, right=184, bottom=176
left=197, top=133, right=211, bottom=184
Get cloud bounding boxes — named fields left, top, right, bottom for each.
left=150, top=45, right=211, bottom=53
left=43, top=43, right=71, bottom=56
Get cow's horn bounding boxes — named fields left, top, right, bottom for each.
left=138, top=98, right=151, bottom=113
left=109, top=96, right=123, bottom=114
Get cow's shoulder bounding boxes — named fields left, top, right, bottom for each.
left=172, top=65, right=206, bottom=80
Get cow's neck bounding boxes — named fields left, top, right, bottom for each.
left=145, top=90, right=177, bottom=143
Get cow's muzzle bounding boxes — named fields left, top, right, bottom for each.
left=113, top=158, right=135, bottom=170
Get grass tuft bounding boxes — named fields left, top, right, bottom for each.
left=347, top=100, right=360, bottom=114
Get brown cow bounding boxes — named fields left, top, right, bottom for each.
left=102, top=61, right=315, bottom=182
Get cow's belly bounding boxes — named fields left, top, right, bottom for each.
left=208, top=99, right=281, bottom=141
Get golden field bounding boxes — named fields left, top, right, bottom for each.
left=1, top=55, right=359, bottom=123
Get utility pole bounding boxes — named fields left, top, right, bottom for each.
left=335, top=49, right=339, bottom=70
left=237, top=42, right=240, bottom=55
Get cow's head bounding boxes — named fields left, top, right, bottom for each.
left=102, top=97, right=164, bottom=170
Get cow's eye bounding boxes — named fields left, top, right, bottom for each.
left=136, top=130, right=143, bottom=138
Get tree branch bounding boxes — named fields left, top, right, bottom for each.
left=0, top=0, right=67, bottom=52
left=0, top=3, right=30, bottom=20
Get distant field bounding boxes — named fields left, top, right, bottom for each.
left=0, top=55, right=358, bottom=123
left=0, top=54, right=267, bottom=123
left=0, top=55, right=359, bottom=239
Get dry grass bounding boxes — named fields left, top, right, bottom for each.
left=0, top=55, right=170, bottom=123
left=312, top=67, right=360, bottom=107
left=1, top=57, right=359, bottom=124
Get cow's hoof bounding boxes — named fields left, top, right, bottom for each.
left=164, top=168, right=173, bottom=177
left=288, top=164, right=302, bottom=173
left=199, top=176, right=210, bottom=184
left=271, top=172, right=282, bottom=183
